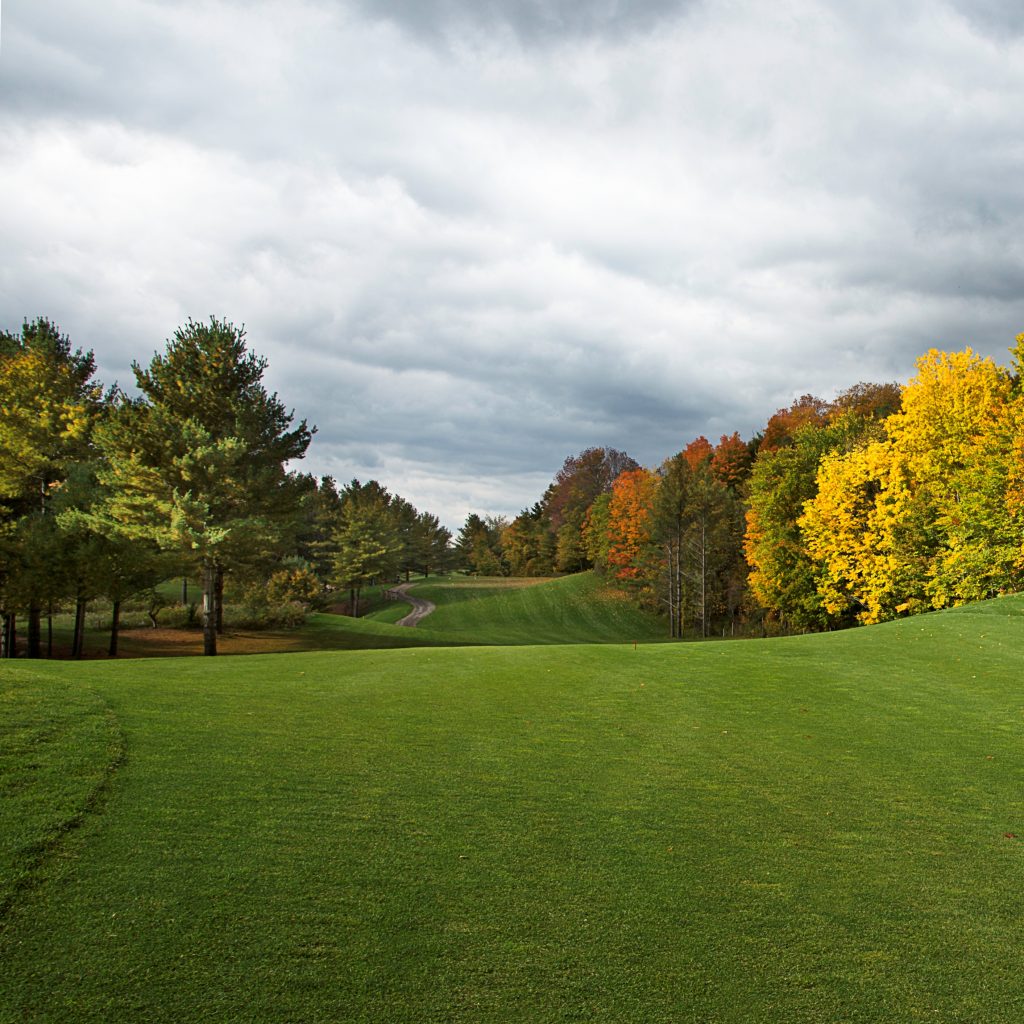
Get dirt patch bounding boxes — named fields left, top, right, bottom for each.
left=97, top=628, right=310, bottom=659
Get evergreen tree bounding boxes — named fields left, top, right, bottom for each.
left=93, top=318, right=312, bottom=655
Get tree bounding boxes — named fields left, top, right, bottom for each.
left=411, top=511, right=452, bottom=577
left=710, top=432, right=753, bottom=492
left=93, top=318, right=312, bottom=655
left=546, top=447, right=638, bottom=572
left=802, top=348, right=1019, bottom=622
left=653, top=455, right=742, bottom=637
left=759, top=394, right=830, bottom=453
left=582, top=493, right=612, bottom=573
left=681, top=436, right=713, bottom=470
left=328, top=494, right=401, bottom=616
left=800, top=439, right=896, bottom=624
left=390, top=496, right=422, bottom=581
left=502, top=504, right=555, bottom=577
left=605, top=468, right=659, bottom=592
left=0, top=318, right=100, bottom=503
left=830, top=381, right=902, bottom=422
left=456, top=513, right=508, bottom=576
left=744, top=416, right=873, bottom=630
left=0, top=318, right=104, bottom=657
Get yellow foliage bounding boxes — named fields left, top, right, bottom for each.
left=802, top=346, right=1024, bottom=621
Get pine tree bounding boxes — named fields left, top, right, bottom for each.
left=93, top=318, right=312, bottom=655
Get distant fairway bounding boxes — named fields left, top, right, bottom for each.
left=2, top=590, right=1024, bottom=1021
left=412, top=572, right=670, bottom=644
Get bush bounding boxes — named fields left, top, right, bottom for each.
left=221, top=601, right=308, bottom=631
left=264, top=566, right=325, bottom=608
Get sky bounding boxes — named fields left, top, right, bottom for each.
left=2, top=0, right=1024, bottom=529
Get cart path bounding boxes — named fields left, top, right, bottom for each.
left=391, top=581, right=437, bottom=628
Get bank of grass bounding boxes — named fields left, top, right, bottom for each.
left=414, top=572, right=669, bottom=645
left=2, top=595, right=1024, bottom=1021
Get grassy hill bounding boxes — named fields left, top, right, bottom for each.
left=2, top=591, right=1023, bottom=1021
left=412, top=572, right=669, bottom=645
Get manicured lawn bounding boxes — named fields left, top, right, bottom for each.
left=2, top=594, right=1023, bottom=1021
left=414, top=572, right=670, bottom=645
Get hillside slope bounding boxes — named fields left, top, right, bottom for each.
left=411, top=571, right=669, bottom=644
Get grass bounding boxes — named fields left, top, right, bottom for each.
left=2, top=591, right=1024, bottom=1020
left=414, top=572, right=669, bottom=645
left=17, top=572, right=668, bottom=658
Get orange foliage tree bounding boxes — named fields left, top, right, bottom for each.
left=681, top=436, right=713, bottom=470
left=710, top=432, right=752, bottom=490
left=605, top=468, right=659, bottom=588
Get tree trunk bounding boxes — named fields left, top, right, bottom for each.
left=215, top=566, right=225, bottom=634
left=352, top=586, right=361, bottom=618
left=47, top=605, right=53, bottom=658
left=181, top=577, right=189, bottom=604
left=72, top=595, right=87, bottom=659
left=27, top=605, right=41, bottom=658
left=1, top=613, right=15, bottom=658
left=699, top=520, right=708, bottom=639
left=202, top=562, right=218, bottom=656
left=109, top=600, right=121, bottom=657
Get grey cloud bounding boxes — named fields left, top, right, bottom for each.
left=349, top=0, right=695, bottom=46
left=952, top=0, right=1024, bottom=36
left=4, top=0, right=1024, bottom=528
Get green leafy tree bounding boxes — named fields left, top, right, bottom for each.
left=744, top=416, right=875, bottom=630
left=456, top=513, right=508, bottom=576
left=411, top=511, right=452, bottom=577
left=503, top=504, right=556, bottom=577
left=582, top=493, right=612, bottom=572
left=653, top=455, right=742, bottom=638
left=0, top=318, right=104, bottom=657
left=328, top=490, right=401, bottom=616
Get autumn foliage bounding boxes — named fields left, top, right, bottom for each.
left=605, top=468, right=659, bottom=583
left=513, top=331, right=1024, bottom=639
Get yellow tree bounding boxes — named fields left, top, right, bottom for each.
left=886, top=348, right=1013, bottom=609
left=802, top=347, right=1020, bottom=622
left=801, top=440, right=907, bottom=624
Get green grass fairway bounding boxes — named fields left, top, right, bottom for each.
left=3, top=597, right=1024, bottom=1021
left=414, top=572, right=669, bottom=644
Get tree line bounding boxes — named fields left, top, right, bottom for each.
left=454, top=335, right=1024, bottom=636
left=7, top=314, right=1021, bottom=654
left=0, top=317, right=453, bottom=657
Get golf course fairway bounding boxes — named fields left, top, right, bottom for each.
left=2, top=588, right=1023, bottom=1022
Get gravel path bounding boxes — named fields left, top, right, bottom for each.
left=391, top=581, right=437, bottom=628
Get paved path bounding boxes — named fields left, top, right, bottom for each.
left=389, top=581, right=437, bottom=628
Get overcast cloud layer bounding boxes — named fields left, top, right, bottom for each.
left=2, top=0, right=1024, bottom=527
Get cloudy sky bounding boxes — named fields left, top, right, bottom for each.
left=2, top=0, right=1024, bottom=527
